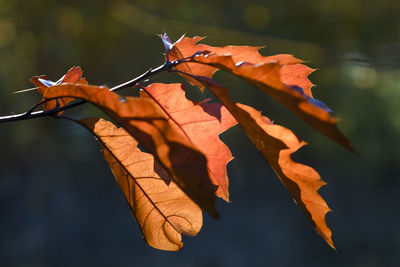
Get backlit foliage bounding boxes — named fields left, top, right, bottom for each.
left=1, top=34, right=353, bottom=251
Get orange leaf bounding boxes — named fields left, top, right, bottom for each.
left=166, top=35, right=353, bottom=151
left=43, top=83, right=218, bottom=217
left=79, top=117, right=202, bottom=251
left=168, top=36, right=314, bottom=96
left=30, top=66, right=87, bottom=114
left=183, top=76, right=335, bottom=249
left=140, top=83, right=238, bottom=201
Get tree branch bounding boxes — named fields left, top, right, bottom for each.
left=0, top=60, right=181, bottom=123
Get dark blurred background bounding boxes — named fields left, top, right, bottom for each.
left=1, top=0, right=399, bottom=266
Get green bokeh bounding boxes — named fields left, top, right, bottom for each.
left=0, top=0, right=399, bottom=266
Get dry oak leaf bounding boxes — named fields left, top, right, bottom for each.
left=165, top=35, right=314, bottom=97
left=184, top=75, right=334, bottom=249
left=140, top=83, right=238, bottom=201
left=43, top=83, right=218, bottom=217
left=79, top=117, right=202, bottom=251
left=31, top=66, right=87, bottom=113
left=165, top=35, right=353, bottom=151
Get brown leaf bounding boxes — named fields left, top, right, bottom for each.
left=140, top=83, right=238, bottom=201
left=167, top=36, right=353, bottom=151
left=168, top=36, right=313, bottom=96
left=183, top=76, right=335, bottom=249
left=79, top=117, right=202, bottom=251
left=30, top=66, right=87, bottom=114
left=190, top=54, right=352, bottom=151
left=43, top=83, right=218, bottom=217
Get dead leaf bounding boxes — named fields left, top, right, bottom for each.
left=167, top=36, right=313, bottom=96
left=181, top=75, right=334, bottom=249
left=30, top=66, right=87, bottom=113
left=43, top=83, right=218, bottom=217
left=79, top=117, right=202, bottom=251
left=190, top=54, right=351, bottom=150
left=140, top=83, right=238, bottom=201
left=165, top=35, right=353, bottom=151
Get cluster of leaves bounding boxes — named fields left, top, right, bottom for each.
left=3, top=34, right=353, bottom=251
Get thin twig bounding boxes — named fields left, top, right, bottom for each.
left=12, top=87, right=38, bottom=94
left=0, top=60, right=182, bottom=123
